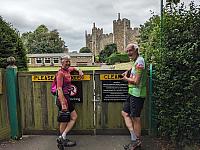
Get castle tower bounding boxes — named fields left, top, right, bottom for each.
left=85, top=30, right=92, bottom=52
left=113, top=13, right=131, bottom=52
left=86, top=23, right=103, bottom=56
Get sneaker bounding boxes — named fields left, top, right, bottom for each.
left=56, top=136, right=64, bottom=144
left=123, top=143, right=129, bottom=150
left=130, top=139, right=141, bottom=150
left=57, top=143, right=64, bottom=150
left=123, top=139, right=141, bottom=150
left=63, top=139, right=76, bottom=147
left=56, top=136, right=64, bottom=150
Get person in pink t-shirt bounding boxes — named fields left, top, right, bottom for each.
left=56, top=55, right=83, bottom=148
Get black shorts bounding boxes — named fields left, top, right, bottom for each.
left=56, top=94, right=75, bottom=113
left=122, top=94, right=144, bottom=117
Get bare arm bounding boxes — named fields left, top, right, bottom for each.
left=123, top=61, right=144, bottom=85
left=57, top=72, right=68, bottom=111
left=123, top=74, right=141, bottom=85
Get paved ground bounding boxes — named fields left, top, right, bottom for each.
left=0, top=135, right=168, bottom=150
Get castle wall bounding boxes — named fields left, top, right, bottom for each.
left=126, top=27, right=140, bottom=45
left=99, top=33, right=113, bottom=51
left=86, top=34, right=92, bottom=51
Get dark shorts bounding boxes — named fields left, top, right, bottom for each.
left=122, top=94, right=145, bottom=117
left=56, top=94, right=75, bottom=113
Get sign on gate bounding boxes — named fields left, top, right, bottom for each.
left=69, top=81, right=83, bottom=102
left=100, top=74, right=128, bottom=102
left=31, top=74, right=90, bottom=103
left=31, top=75, right=90, bottom=81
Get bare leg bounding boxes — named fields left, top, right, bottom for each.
left=122, top=111, right=134, bottom=131
left=59, top=123, right=67, bottom=134
left=63, top=110, right=78, bottom=133
left=132, top=117, right=141, bottom=139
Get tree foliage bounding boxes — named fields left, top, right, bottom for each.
left=99, top=43, right=117, bottom=63
left=166, top=0, right=181, bottom=5
left=140, top=1, right=200, bottom=148
left=79, top=47, right=92, bottom=53
left=107, top=53, right=129, bottom=65
left=0, top=16, right=27, bottom=70
left=21, top=25, right=66, bottom=54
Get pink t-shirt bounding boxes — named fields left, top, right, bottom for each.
left=56, top=67, right=76, bottom=94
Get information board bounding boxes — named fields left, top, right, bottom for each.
left=101, top=74, right=128, bottom=102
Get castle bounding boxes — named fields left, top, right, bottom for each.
left=85, top=13, right=140, bottom=56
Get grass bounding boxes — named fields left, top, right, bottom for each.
left=114, top=62, right=132, bottom=70
left=28, top=62, right=132, bottom=72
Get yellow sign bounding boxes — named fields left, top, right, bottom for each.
left=72, top=75, right=90, bottom=81
left=32, top=75, right=54, bottom=81
left=32, top=75, right=90, bottom=81
left=100, top=74, right=122, bottom=80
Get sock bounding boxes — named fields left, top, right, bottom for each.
left=130, top=130, right=137, bottom=141
left=62, top=132, right=67, bottom=140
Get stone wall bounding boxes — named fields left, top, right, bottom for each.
left=99, top=33, right=113, bottom=51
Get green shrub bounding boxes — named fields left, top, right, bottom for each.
left=140, top=2, right=200, bottom=148
left=107, top=53, right=129, bottom=64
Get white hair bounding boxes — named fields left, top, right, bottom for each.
left=127, top=43, right=140, bottom=54
left=61, top=54, right=71, bottom=63
left=132, top=43, right=139, bottom=51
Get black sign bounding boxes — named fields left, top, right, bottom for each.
left=70, top=81, right=83, bottom=103
left=102, top=80, right=128, bottom=102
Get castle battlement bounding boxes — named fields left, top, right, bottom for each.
left=102, top=33, right=113, bottom=38
left=113, top=18, right=130, bottom=25
left=134, top=27, right=139, bottom=31
left=86, top=34, right=91, bottom=37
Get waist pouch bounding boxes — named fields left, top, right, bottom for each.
left=57, top=111, right=70, bottom=122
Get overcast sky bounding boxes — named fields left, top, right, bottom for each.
left=0, top=0, right=199, bottom=52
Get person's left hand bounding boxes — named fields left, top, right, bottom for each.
left=79, top=70, right=84, bottom=78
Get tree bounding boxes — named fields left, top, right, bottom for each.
left=79, top=47, right=91, bottom=53
left=166, top=0, right=181, bottom=9
left=0, top=16, right=27, bottom=70
left=107, top=53, right=129, bottom=65
left=99, top=43, right=117, bottom=63
left=104, top=43, right=117, bottom=56
left=166, top=0, right=181, bottom=5
left=21, top=25, right=66, bottom=54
